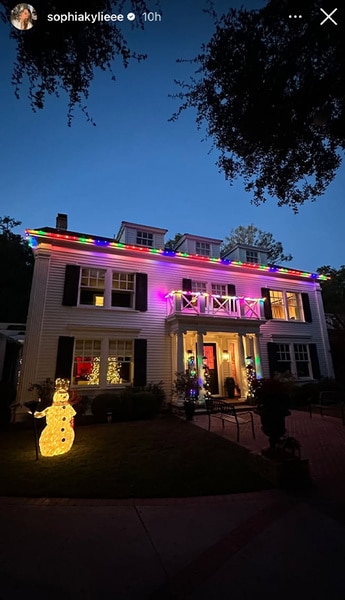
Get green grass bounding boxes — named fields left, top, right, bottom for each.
left=0, top=415, right=269, bottom=498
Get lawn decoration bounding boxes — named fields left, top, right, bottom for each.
left=34, top=378, right=76, bottom=456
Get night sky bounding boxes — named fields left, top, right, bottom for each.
left=0, top=0, right=343, bottom=272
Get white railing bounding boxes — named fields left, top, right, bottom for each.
left=166, top=291, right=265, bottom=319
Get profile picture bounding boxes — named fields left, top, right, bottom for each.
left=10, top=3, right=37, bottom=30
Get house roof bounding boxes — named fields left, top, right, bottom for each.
left=25, top=227, right=328, bottom=282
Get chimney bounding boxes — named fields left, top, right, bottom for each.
left=56, top=213, right=68, bottom=230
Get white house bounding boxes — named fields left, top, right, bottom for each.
left=16, top=214, right=334, bottom=414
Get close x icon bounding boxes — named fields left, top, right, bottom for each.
left=320, top=7, right=338, bottom=25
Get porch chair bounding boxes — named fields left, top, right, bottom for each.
left=205, top=398, right=255, bottom=442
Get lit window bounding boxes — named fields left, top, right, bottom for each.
left=136, top=231, right=153, bottom=247
left=196, top=242, right=210, bottom=256
left=80, top=269, right=105, bottom=306
left=269, top=290, right=285, bottom=319
left=246, top=250, right=258, bottom=263
left=107, top=340, right=133, bottom=384
left=269, top=290, right=304, bottom=321
left=112, top=272, right=135, bottom=308
left=286, top=292, right=302, bottom=320
left=73, top=340, right=101, bottom=385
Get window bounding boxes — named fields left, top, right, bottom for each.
left=112, top=272, right=135, bottom=308
left=196, top=241, right=210, bottom=256
left=268, top=290, right=304, bottom=321
left=211, top=284, right=226, bottom=296
left=73, top=339, right=101, bottom=385
left=136, top=230, right=153, bottom=247
left=275, top=343, right=312, bottom=378
left=62, top=265, right=147, bottom=311
left=246, top=250, right=258, bottom=264
left=107, top=340, right=133, bottom=384
left=286, top=292, right=302, bottom=320
left=80, top=268, right=106, bottom=306
left=72, top=339, right=133, bottom=386
left=269, top=290, right=285, bottom=319
left=192, top=281, right=207, bottom=293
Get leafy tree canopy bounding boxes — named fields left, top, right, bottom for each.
left=317, top=265, right=345, bottom=324
left=221, top=224, right=292, bottom=264
left=0, top=0, right=157, bottom=125
left=165, top=233, right=183, bottom=249
left=171, top=0, right=344, bottom=211
left=0, top=216, right=34, bottom=322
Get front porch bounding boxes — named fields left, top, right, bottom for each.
left=168, top=322, right=264, bottom=406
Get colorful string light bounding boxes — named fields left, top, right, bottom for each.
left=26, top=229, right=328, bottom=281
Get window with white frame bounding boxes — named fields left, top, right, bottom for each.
left=211, top=283, right=227, bottom=296
left=196, top=241, right=210, bottom=256
left=269, top=290, right=304, bottom=321
left=191, top=281, right=207, bottom=293
left=73, top=339, right=133, bottom=386
left=246, top=250, right=258, bottom=263
left=136, top=230, right=153, bottom=247
left=286, top=292, right=302, bottom=320
left=107, top=340, right=133, bottom=384
left=276, top=343, right=312, bottom=378
left=112, top=272, right=135, bottom=308
left=80, top=268, right=106, bottom=306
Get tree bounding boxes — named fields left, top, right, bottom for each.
left=317, top=265, right=345, bottom=383
left=0, top=0, right=157, bottom=125
left=164, top=233, right=183, bottom=249
left=221, top=224, right=292, bottom=264
left=317, top=265, right=345, bottom=323
left=171, top=0, right=345, bottom=211
left=0, top=216, right=34, bottom=322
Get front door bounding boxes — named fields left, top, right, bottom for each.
left=203, top=343, right=219, bottom=395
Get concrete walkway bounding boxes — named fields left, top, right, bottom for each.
left=1, top=410, right=345, bottom=599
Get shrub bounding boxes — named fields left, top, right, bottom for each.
left=0, top=381, right=16, bottom=430
left=91, top=393, right=121, bottom=423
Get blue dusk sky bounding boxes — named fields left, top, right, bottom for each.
left=0, top=0, right=343, bottom=273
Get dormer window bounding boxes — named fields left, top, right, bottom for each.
left=246, top=250, right=258, bottom=264
left=136, top=230, right=153, bottom=247
left=196, top=241, right=210, bottom=256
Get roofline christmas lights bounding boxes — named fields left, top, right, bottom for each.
left=26, top=229, right=328, bottom=281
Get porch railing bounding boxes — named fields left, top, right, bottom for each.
left=165, top=291, right=265, bottom=320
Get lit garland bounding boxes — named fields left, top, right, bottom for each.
left=87, top=357, right=100, bottom=385
left=34, top=378, right=76, bottom=457
left=245, top=357, right=257, bottom=401
left=107, top=356, right=121, bottom=384
left=25, top=229, right=328, bottom=281
left=202, top=358, right=212, bottom=403
left=186, top=353, right=199, bottom=401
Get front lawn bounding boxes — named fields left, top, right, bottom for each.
left=0, top=415, right=269, bottom=498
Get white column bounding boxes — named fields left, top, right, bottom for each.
left=237, top=334, right=248, bottom=398
left=176, top=332, right=185, bottom=374
left=253, top=334, right=263, bottom=379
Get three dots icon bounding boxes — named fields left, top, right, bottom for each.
left=289, top=14, right=303, bottom=19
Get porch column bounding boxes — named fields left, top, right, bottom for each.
left=253, top=334, right=263, bottom=379
left=237, top=334, right=248, bottom=398
left=196, top=331, right=205, bottom=399
left=176, top=332, right=185, bottom=374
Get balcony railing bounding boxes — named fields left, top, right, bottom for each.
left=165, top=291, right=265, bottom=320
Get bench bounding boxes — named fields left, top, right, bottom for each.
left=205, top=399, right=255, bottom=442
left=309, top=391, right=345, bottom=426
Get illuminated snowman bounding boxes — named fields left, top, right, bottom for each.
left=35, top=378, right=76, bottom=457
